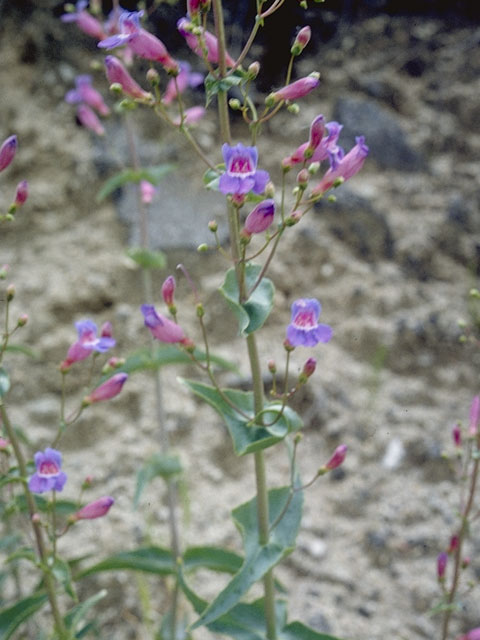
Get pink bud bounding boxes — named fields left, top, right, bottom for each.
left=0, top=438, right=10, bottom=451
left=105, top=56, right=151, bottom=100
left=77, top=104, right=105, bottom=136
left=302, top=357, right=317, bottom=378
left=308, top=114, right=325, bottom=150
left=31, top=513, right=41, bottom=524
left=140, top=180, right=156, bottom=204
left=244, top=199, right=275, bottom=235
left=448, top=535, right=459, bottom=553
left=291, top=26, right=311, bottom=55
left=74, top=496, right=114, bottom=520
left=0, top=135, right=17, bottom=172
left=14, top=180, right=28, bottom=207
left=324, top=444, right=347, bottom=471
left=17, top=314, right=28, bottom=327
left=162, top=276, right=176, bottom=306
left=437, top=551, right=448, bottom=580
left=187, top=0, right=210, bottom=17
left=452, top=423, right=462, bottom=447
left=172, top=106, right=206, bottom=127
left=462, top=556, right=471, bottom=569
left=267, top=359, right=277, bottom=374
left=84, top=373, right=128, bottom=404
left=469, top=395, right=480, bottom=436
left=270, top=74, right=320, bottom=102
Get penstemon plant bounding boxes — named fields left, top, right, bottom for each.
left=7, top=1, right=477, bottom=640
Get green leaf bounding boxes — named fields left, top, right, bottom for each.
left=183, top=546, right=243, bottom=574
left=126, top=247, right=167, bottom=270
left=0, top=465, right=24, bottom=490
left=64, top=589, right=107, bottom=636
left=0, top=592, right=48, bottom=639
left=52, top=557, right=77, bottom=600
left=4, top=343, right=40, bottom=359
left=96, top=164, right=175, bottom=201
left=11, top=494, right=77, bottom=517
left=280, top=621, right=344, bottom=640
left=77, top=546, right=175, bottom=579
left=204, top=71, right=244, bottom=107
left=0, top=367, right=10, bottom=398
left=203, top=166, right=222, bottom=191
left=134, top=453, right=183, bottom=507
left=180, top=379, right=302, bottom=456
left=191, top=487, right=303, bottom=629
left=219, top=264, right=275, bottom=336
left=7, top=547, right=37, bottom=566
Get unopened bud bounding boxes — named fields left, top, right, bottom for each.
left=229, top=98, right=241, bottom=110
left=323, top=444, right=347, bottom=471
left=452, top=423, right=462, bottom=447
left=291, top=26, right=311, bottom=56
left=14, top=180, right=28, bottom=207
left=83, top=475, right=94, bottom=489
left=0, top=264, right=9, bottom=279
left=248, top=61, right=260, bottom=78
left=469, top=288, right=480, bottom=299
left=267, top=359, right=277, bottom=375
left=285, top=210, right=302, bottom=226
left=297, top=168, right=310, bottom=186
left=302, top=357, right=316, bottom=378
left=6, top=284, right=15, bottom=301
left=146, top=68, right=160, bottom=86
left=437, top=551, right=448, bottom=581
left=162, top=275, right=176, bottom=307
left=0, top=438, right=10, bottom=451
left=17, top=314, right=28, bottom=327
left=448, top=535, right=459, bottom=554
left=196, top=303, right=205, bottom=318
left=308, top=161, right=320, bottom=175
left=74, top=496, right=114, bottom=520
left=264, top=182, right=275, bottom=198
left=462, top=556, right=471, bottom=569
left=208, top=220, right=218, bottom=232
left=197, top=243, right=209, bottom=252
left=287, top=103, right=300, bottom=115
left=109, top=82, right=123, bottom=96
left=283, top=338, right=295, bottom=352
left=31, top=513, right=41, bottom=524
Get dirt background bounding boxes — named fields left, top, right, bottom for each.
left=1, top=2, right=480, bottom=639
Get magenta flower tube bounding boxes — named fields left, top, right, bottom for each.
left=244, top=199, right=275, bottom=235
left=312, top=136, right=369, bottom=196
left=270, top=74, right=320, bottom=102
left=14, top=180, right=28, bottom=207
left=77, top=104, right=105, bottom=136
left=75, top=496, right=114, bottom=520
left=104, top=56, right=151, bottom=101
left=0, top=135, right=17, bottom=172
left=325, top=444, right=347, bottom=470
left=85, top=372, right=128, bottom=404
left=61, top=1, right=106, bottom=40
left=141, top=304, right=186, bottom=343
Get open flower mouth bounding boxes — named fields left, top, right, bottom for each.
left=228, top=155, right=255, bottom=176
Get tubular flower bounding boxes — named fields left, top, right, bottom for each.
left=172, top=106, right=206, bottom=127
left=324, top=444, right=347, bottom=470
left=269, top=73, right=320, bottom=103
left=60, top=319, right=116, bottom=371
left=65, top=75, right=110, bottom=115
left=0, top=135, right=17, bottom=172
left=243, top=199, right=275, bottom=235
left=284, top=119, right=342, bottom=168
left=14, top=180, right=28, bottom=207
left=141, top=304, right=186, bottom=343
left=61, top=1, right=106, bottom=40
left=28, top=448, right=67, bottom=493
left=76, top=104, right=105, bottom=136
left=219, top=143, right=270, bottom=197
left=104, top=56, right=151, bottom=101
left=286, top=298, right=332, bottom=347
left=74, top=496, right=114, bottom=520
left=177, top=17, right=235, bottom=66
left=99, top=10, right=178, bottom=73
left=84, top=372, right=128, bottom=404
left=163, top=62, right=203, bottom=105
left=311, top=136, right=369, bottom=196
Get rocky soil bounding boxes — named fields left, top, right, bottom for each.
left=1, top=4, right=480, bottom=640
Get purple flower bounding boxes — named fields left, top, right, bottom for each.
left=141, top=304, right=186, bottom=343
left=312, top=136, right=369, bottom=196
left=0, top=135, right=17, bottom=172
left=60, top=320, right=115, bottom=371
left=61, top=1, right=106, bottom=41
left=84, top=372, right=128, bottom=404
left=65, top=75, right=110, bottom=116
left=98, top=10, right=178, bottom=72
left=28, top=448, right=67, bottom=493
left=286, top=298, right=332, bottom=347
left=219, top=143, right=270, bottom=197
left=243, top=199, right=275, bottom=235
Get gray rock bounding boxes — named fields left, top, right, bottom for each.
left=333, top=97, right=425, bottom=172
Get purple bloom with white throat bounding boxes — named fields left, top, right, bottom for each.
left=60, top=319, right=115, bottom=371
left=28, top=448, right=67, bottom=494
left=286, top=298, right=332, bottom=347
left=219, top=143, right=270, bottom=197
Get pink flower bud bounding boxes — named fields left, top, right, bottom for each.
left=140, top=180, right=156, bottom=204
left=84, top=373, right=128, bottom=404
left=270, top=73, right=320, bottom=103
left=77, top=104, right=105, bottom=136
left=308, top=114, right=325, bottom=150
left=14, top=180, right=28, bottom=207
left=162, top=276, right=176, bottom=306
left=469, top=395, right=480, bottom=436
left=172, top=106, right=206, bottom=127
left=244, top=199, right=275, bottom=235
left=291, top=26, right=311, bottom=55
left=74, top=496, right=114, bottom=520
left=267, top=359, right=277, bottom=374
left=324, top=444, right=347, bottom=471
left=302, top=357, right=317, bottom=378
left=17, top=313, right=28, bottom=327
left=452, top=423, right=462, bottom=447
left=0, top=135, right=17, bottom=172
left=104, top=56, right=151, bottom=100
left=437, top=551, right=448, bottom=580
left=0, top=438, right=10, bottom=451
left=187, top=0, right=210, bottom=18
left=448, top=535, right=459, bottom=553
left=297, top=169, right=310, bottom=185
left=31, top=513, right=41, bottom=524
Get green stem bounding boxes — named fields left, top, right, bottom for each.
left=0, top=402, right=70, bottom=640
